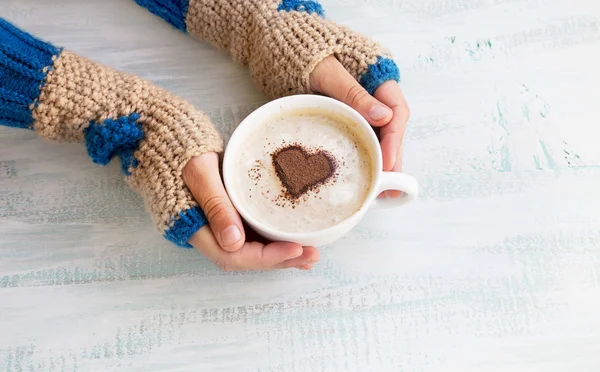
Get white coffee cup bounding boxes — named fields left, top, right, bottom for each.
left=223, top=95, right=419, bottom=247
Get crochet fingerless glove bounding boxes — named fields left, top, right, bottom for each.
left=136, top=0, right=400, bottom=97
left=0, top=19, right=223, bottom=247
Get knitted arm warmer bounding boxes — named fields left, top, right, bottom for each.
left=135, top=0, right=400, bottom=98
left=0, top=18, right=223, bottom=247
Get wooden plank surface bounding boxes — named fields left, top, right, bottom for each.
left=1, top=0, right=600, bottom=371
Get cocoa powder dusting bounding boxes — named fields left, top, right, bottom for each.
left=272, top=144, right=337, bottom=199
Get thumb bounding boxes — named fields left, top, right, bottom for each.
left=310, top=56, right=393, bottom=127
left=182, top=152, right=245, bottom=252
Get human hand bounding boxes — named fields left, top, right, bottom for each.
left=310, top=56, right=410, bottom=198
left=0, top=16, right=319, bottom=269
left=183, top=152, right=320, bottom=271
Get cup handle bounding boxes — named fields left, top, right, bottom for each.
left=371, top=172, right=419, bottom=210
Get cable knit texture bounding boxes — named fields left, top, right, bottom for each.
left=0, top=18, right=61, bottom=129
left=0, top=19, right=223, bottom=247
left=136, top=0, right=400, bottom=98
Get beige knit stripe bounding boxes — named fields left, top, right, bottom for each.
left=185, top=0, right=388, bottom=98
left=33, top=50, right=223, bottom=232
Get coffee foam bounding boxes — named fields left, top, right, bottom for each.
left=234, top=109, right=375, bottom=233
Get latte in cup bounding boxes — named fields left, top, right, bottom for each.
left=234, top=109, right=376, bottom=233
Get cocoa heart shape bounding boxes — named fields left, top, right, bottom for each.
left=272, top=145, right=336, bottom=199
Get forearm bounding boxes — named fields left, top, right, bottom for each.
left=135, top=0, right=400, bottom=97
left=0, top=18, right=221, bottom=247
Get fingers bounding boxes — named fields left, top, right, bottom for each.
left=310, top=56, right=393, bottom=127
left=311, top=56, right=410, bottom=179
left=374, top=81, right=410, bottom=198
left=385, top=144, right=404, bottom=198
left=183, top=153, right=321, bottom=272
left=275, top=246, right=321, bottom=270
left=374, top=81, right=410, bottom=171
left=183, top=152, right=245, bottom=252
left=188, top=226, right=319, bottom=271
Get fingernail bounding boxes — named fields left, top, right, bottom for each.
left=369, top=105, right=392, bottom=121
left=222, top=225, right=242, bottom=246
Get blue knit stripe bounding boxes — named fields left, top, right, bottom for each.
left=0, top=18, right=61, bottom=129
left=0, top=18, right=59, bottom=56
left=359, top=56, right=401, bottom=96
left=0, top=86, right=31, bottom=105
left=278, top=0, right=325, bottom=16
left=1, top=102, right=32, bottom=127
left=164, top=206, right=208, bottom=248
left=84, top=113, right=145, bottom=176
left=135, top=0, right=189, bottom=32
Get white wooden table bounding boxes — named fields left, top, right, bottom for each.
left=2, top=0, right=600, bottom=371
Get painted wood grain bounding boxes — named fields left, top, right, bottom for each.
left=1, top=0, right=600, bottom=371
